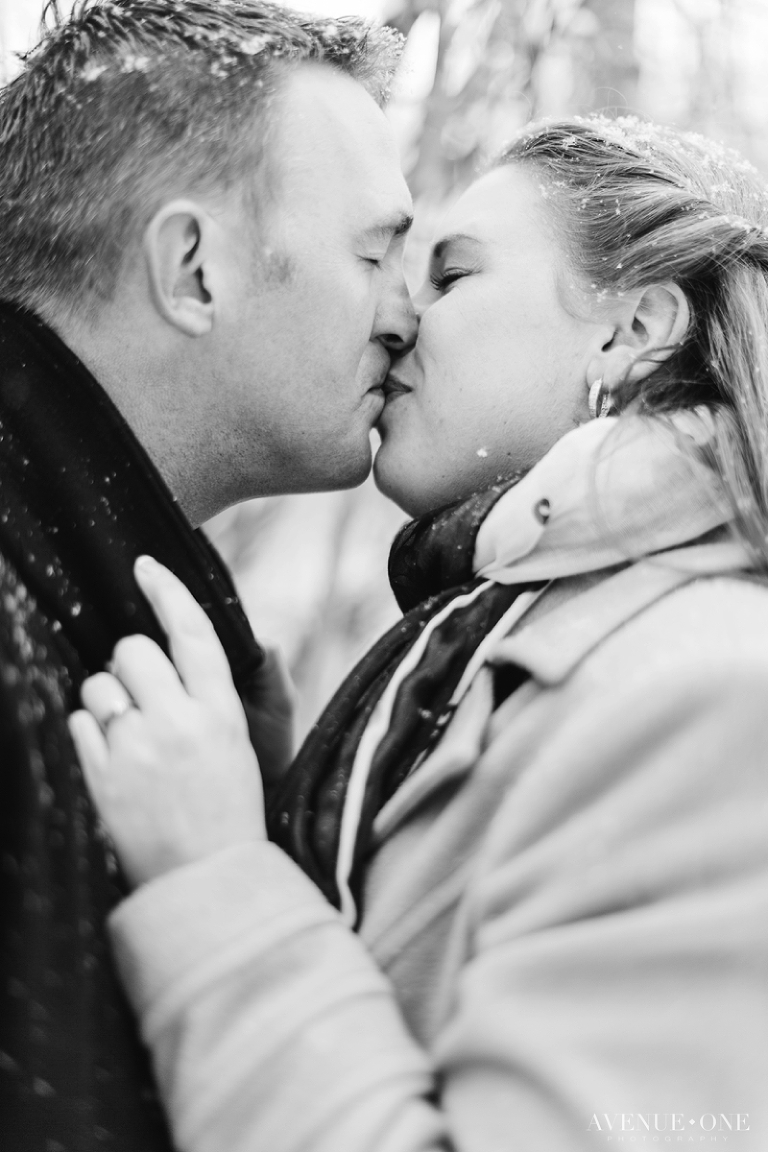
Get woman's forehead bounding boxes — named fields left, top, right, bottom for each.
left=435, top=166, right=554, bottom=255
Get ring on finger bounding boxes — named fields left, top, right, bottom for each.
left=98, top=697, right=136, bottom=733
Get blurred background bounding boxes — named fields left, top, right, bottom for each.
left=2, top=0, right=768, bottom=736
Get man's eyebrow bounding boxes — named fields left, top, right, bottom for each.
left=360, top=211, right=414, bottom=243
left=431, top=232, right=482, bottom=261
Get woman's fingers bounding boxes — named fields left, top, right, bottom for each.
left=72, top=674, right=266, bottom=888
left=243, top=646, right=297, bottom=784
left=134, top=556, right=240, bottom=715
left=69, top=709, right=110, bottom=780
left=109, top=634, right=188, bottom=715
left=68, top=561, right=270, bottom=888
left=80, top=671, right=135, bottom=729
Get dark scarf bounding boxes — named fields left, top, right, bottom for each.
left=0, top=303, right=266, bottom=1150
left=267, top=478, right=538, bottom=922
left=0, top=302, right=265, bottom=691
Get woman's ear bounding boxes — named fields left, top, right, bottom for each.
left=587, top=281, right=691, bottom=392
left=143, top=200, right=216, bottom=337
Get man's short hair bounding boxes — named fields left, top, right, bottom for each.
left=0, top=0, right=403, bottom=320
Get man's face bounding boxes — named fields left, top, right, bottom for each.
left=208, top=65, right=416, bottom=502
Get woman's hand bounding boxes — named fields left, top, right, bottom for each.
left=241, top=644, right=297, bottom=787
left=69, top=556, right=267, bottom=888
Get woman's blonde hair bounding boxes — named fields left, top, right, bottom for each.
left=498, top=117, right=768, bottom=567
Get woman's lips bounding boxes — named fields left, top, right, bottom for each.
left=381, top=374, right=412, bottom=401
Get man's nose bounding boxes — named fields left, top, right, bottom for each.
left=378, top=284, right=419, bottom=355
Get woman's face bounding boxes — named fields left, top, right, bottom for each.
left=374, top=164, right=613, bottom=516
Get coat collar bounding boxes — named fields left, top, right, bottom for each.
left=489, top=540, right=750, bottom=687
left=474, top=409, right=734, bottom=585
left=373, top=539, right=752, bottom=847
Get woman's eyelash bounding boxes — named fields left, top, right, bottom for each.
left=430, top=269, right=467, bottom=290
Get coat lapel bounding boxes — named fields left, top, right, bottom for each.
left=371, top=545, right=749, bottom=845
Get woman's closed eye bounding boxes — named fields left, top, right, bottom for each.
left=430, top=268, right=471, bottom=291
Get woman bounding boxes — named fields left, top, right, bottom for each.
left=71, top=116, right=768, bottom=1150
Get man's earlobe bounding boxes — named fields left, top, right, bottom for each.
left=144, top=201, right=216, bottom=337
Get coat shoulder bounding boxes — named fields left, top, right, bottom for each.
left=586, top=571, right=768, bottom=688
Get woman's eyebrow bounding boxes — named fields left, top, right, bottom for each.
left=431, top=233, right=482, bottom=261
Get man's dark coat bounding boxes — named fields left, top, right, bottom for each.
left=0, top=303, right=266, bottom=1151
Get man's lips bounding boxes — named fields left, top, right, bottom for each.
left=381, top=374, right=412, bottom=399
left=366, top=363, right=392, bottom=398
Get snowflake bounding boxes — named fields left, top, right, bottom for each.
left=240, top=34, right=274, bottom=56
left=80, top=62, right=107, bottom=83
left=120, top=53, right=151, bottom=73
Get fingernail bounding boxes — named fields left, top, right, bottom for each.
left=135, top=555, right=158, bottom=573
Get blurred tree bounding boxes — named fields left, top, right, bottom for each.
left=388, top=0, right=639, bottom=202
left=573, top=0, right=638, bottom=112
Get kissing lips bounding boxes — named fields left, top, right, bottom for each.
left=365, top=369, right=389, bottom=415
left=381, top=374, right=412, bottom=402
left=366, top=360, right=394, bottom=400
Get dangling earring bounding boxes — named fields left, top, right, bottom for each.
left=588, top=376, right=613, bottom=419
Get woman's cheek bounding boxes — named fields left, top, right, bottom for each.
left=425, top=308, right=459, bottom=367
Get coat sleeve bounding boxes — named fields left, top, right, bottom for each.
left=109, top=656, right=768, bottom=1152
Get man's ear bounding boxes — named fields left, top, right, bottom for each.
left=586, top=281, right=691, bottom=392
left=143, top=200, right=216, bottom=337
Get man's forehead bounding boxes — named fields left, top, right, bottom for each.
left=276, top=65, right=400, bottom=177
left=271, top=67, right=411, bottom=232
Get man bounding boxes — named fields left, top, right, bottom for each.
left=0, top=2, right=415, bottom=1147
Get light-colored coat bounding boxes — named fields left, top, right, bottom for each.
left=112, top=556, right=768, bottom=1151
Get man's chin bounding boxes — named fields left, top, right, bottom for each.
left=316, top=443, right=373, bottom=493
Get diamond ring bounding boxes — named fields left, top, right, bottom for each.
left=99, top=697, right=135, bottom=732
